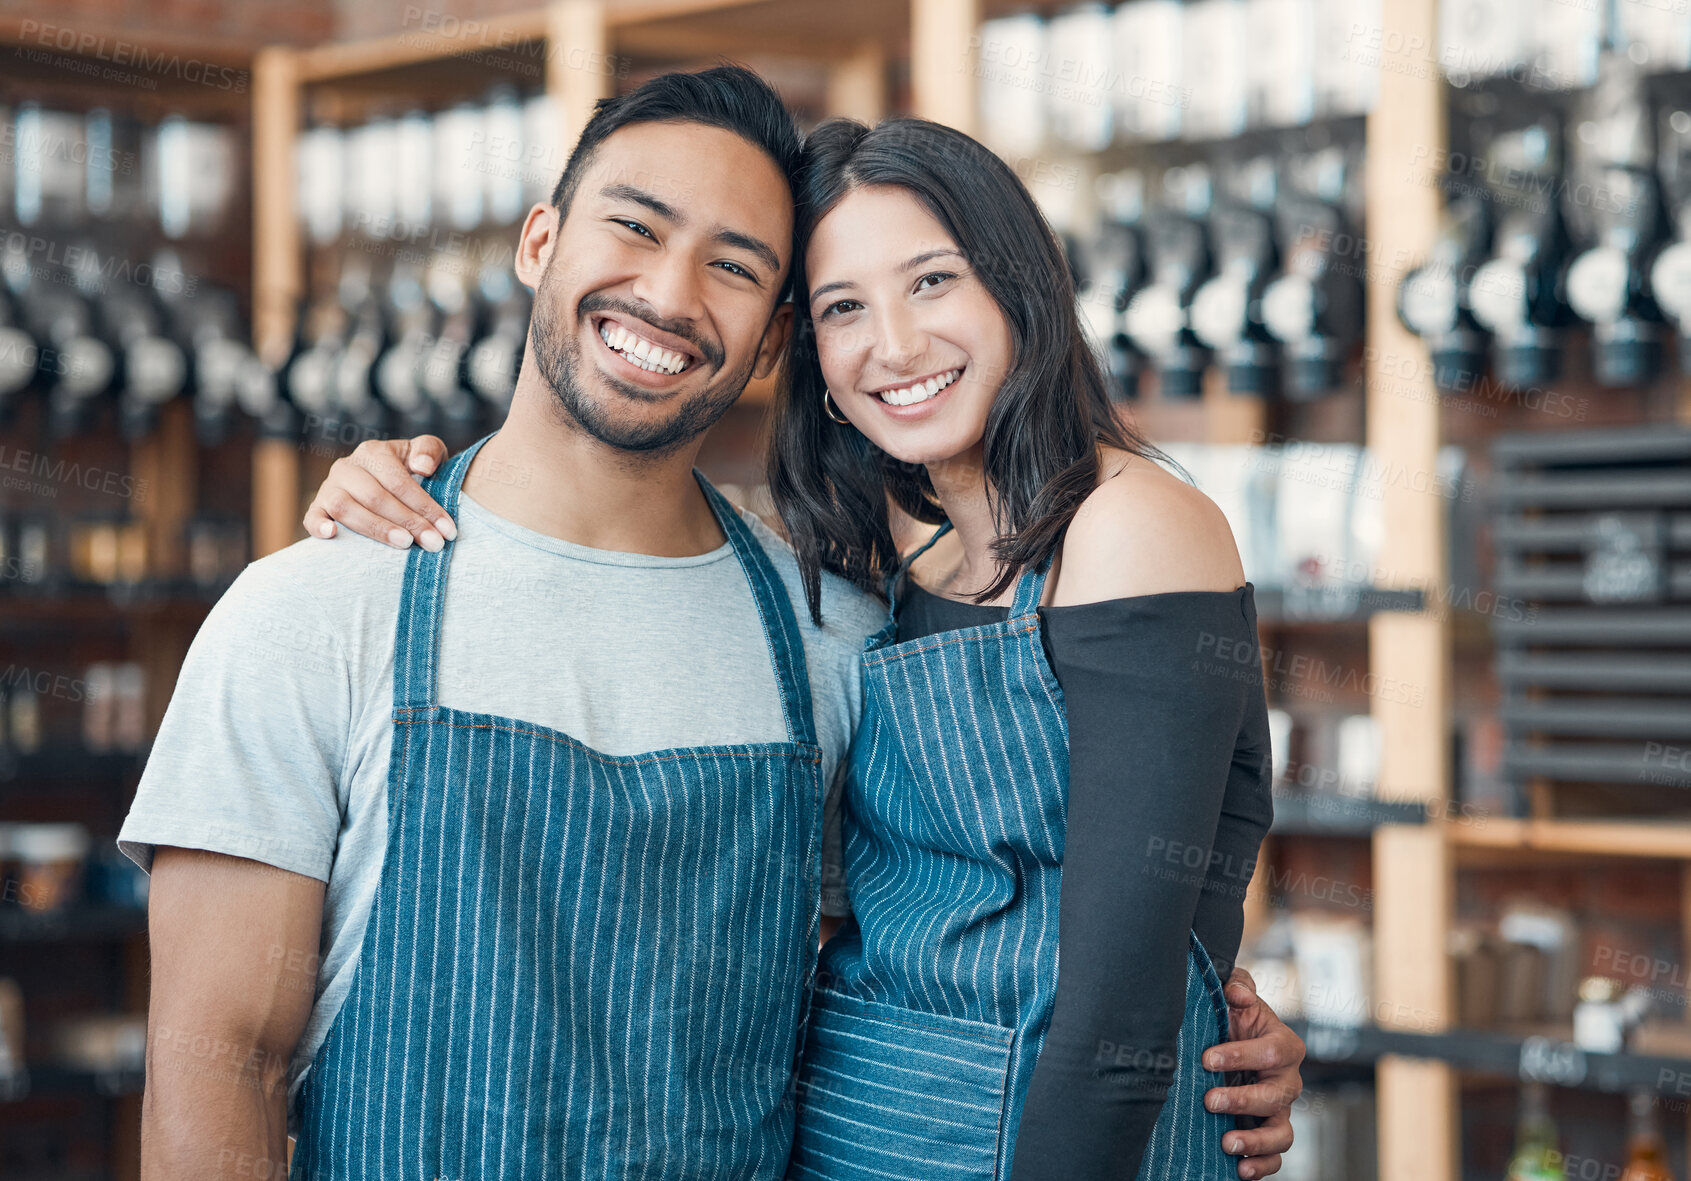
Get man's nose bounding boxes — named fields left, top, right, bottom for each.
left=630, top=249, right=706, bottom=326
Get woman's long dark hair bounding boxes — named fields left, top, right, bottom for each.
left=770, top=117, right=1171, bottom=623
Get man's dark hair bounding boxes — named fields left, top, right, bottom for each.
left=548, top=63, right=802, bottom=228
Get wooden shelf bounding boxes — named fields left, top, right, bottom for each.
left=0, top=17, right=254, bottom=119
left=0, top=904, right=148, bottom=943
left=1271, top=791, right=1428, bottom=837
left=1291, top=1020, right=1691, bottom=1099
left=0, top=1064, right=146, bottom=1103
left=292, top=0, right=905, bottom=87
left=1447, top=817, right=1691, bottom=862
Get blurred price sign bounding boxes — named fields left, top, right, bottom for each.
left=1519, top=1036, right=1587, bottom=1087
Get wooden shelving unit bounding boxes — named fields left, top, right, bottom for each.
left=237, top=3, right=1691, bottom=1180
left=0, top=24, right=256, bottom=1181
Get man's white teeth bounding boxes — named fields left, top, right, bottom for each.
left=878, top=368, right=962, bottom=407
left=598, top=322, right=689, bottom=375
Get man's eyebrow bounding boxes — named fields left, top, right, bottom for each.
left=713, top=228, right=782, bottom=277
left=601, top=182, right=780, bottom=277
left=601, top=183, right=679, bottom=223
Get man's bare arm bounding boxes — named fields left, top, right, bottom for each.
left=142, top=847, right=326, bottom=1180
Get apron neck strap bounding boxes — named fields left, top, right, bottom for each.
left=1008, top=556, right=1051, bottom=618
left=886, top=521, right=953, bottom=622
left=392, top=433, right=493, bottom=714
left=693, top=472, right=818, bottom=750
left=391, top=441, right=819, bottom=751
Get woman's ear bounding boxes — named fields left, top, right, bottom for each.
left=514, top=202, right=559, bottom=291
left=752, top=303, right=795, bottom=380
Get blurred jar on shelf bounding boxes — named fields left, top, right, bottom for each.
left=6, top=822, right=91, bottom=913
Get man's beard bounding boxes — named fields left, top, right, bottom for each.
left=528, top=282, right=756, bottom=460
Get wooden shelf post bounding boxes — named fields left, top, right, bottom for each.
left=251, top=44, right=302, bottom=559
left=826, top=40, right=887, bottom=125
left=1362, top=1, right=1457, bottom=1178
left=911, top=0, right=979, bottom=134
left=548, top=0, right=612, bottom=152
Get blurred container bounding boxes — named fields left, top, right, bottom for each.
left=1246, top=0, right=1314, bottom=129
left=1293, top=912, right=1372, bottom=1027
left=0, top=978, right=23, bottom=1087
left=9, top=822, right=90, bottom=912
left=52, top=1012, right=146, bottom=1073
left=1181, top=0, right=1249, bottom=140
left=7, top=683, right=40, bottom=753
left=1045, top=5, right=1113, bottom=151
left=1451, top=924, right=1500, bottom=1027
left=84, top=661, right=116, bottom=752
left=1500, top=902, right=1580, bottom=1022
left=86, top=846, right=149, bottom=909
left=976, top=13, right=1047, bottom=156
left=1112, top=0, right=1184, bottom=142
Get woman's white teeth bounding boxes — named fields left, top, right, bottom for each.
left=879, top=368, right=961, bottom=407
left=599, top=322, right=689, bottom=375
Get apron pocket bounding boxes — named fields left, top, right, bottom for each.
left=788, top=988, right=1014, bottom=1181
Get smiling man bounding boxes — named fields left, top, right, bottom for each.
left=122, top=66, right=1299, bottom=1180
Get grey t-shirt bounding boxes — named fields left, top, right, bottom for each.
left=119, top=490, right=880, bottom=1116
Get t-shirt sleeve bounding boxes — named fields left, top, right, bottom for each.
left=1008, top=587, right=1270, bottom=1181
left=118, top=555, right=352, bottom=882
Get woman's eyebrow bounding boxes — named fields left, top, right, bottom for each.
left=899, top=248, right=964, bottom=272
left=810, top=278, right=855, bottom=303
left=809, top=249, right=966, bottom=306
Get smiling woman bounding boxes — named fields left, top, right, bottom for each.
left=771, top=118, right=1160, bottom=614
left=768, top=116, right=1273, bottom=1181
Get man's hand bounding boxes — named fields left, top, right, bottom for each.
left=143, top=847, right=325, bottom=1180
left=1201, top=967, right=1303, bottom=1180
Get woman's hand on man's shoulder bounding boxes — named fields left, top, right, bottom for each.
left=1052, top=456, right=1246, bottom=607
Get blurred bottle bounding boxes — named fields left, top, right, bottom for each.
left=375, top=261, right=439, bottom=438
left=1192, top=159, right=1279, bottom=397
left=466, top=265, right=529, bottom=419
left=29, top=267, right=118, bottom=437
left=0, top=276, right=36, bottom=420
left=420, top=265, right=485, bottom=448
left=1504, top=1082, right=1561, bottom=1181
left=101, top=270, right=189, bottom=441
left=1397, top=188, right=1494, bottom=395
left=1122, top=167, right=1213, bottom=399
left=1622, top=1088, right=1674, bottom=1181
left=1565, top=57, right=1670, bottom=387
left=1468, top=121, right=1575, bottom=388
left=330, top=265, right=392, bottom=441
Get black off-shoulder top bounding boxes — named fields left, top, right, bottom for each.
left=896, top=581, right=1275, bottom=1181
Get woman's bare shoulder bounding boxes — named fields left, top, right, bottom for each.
left=1051, top=451, right=1245, bottom=606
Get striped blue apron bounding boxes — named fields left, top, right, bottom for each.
left=787, top=531, right=1236, bottom=1180
left=290, top=435, right=825, bottom=1180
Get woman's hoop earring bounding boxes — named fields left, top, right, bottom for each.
left=822, top=388, right=852, bottom=426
